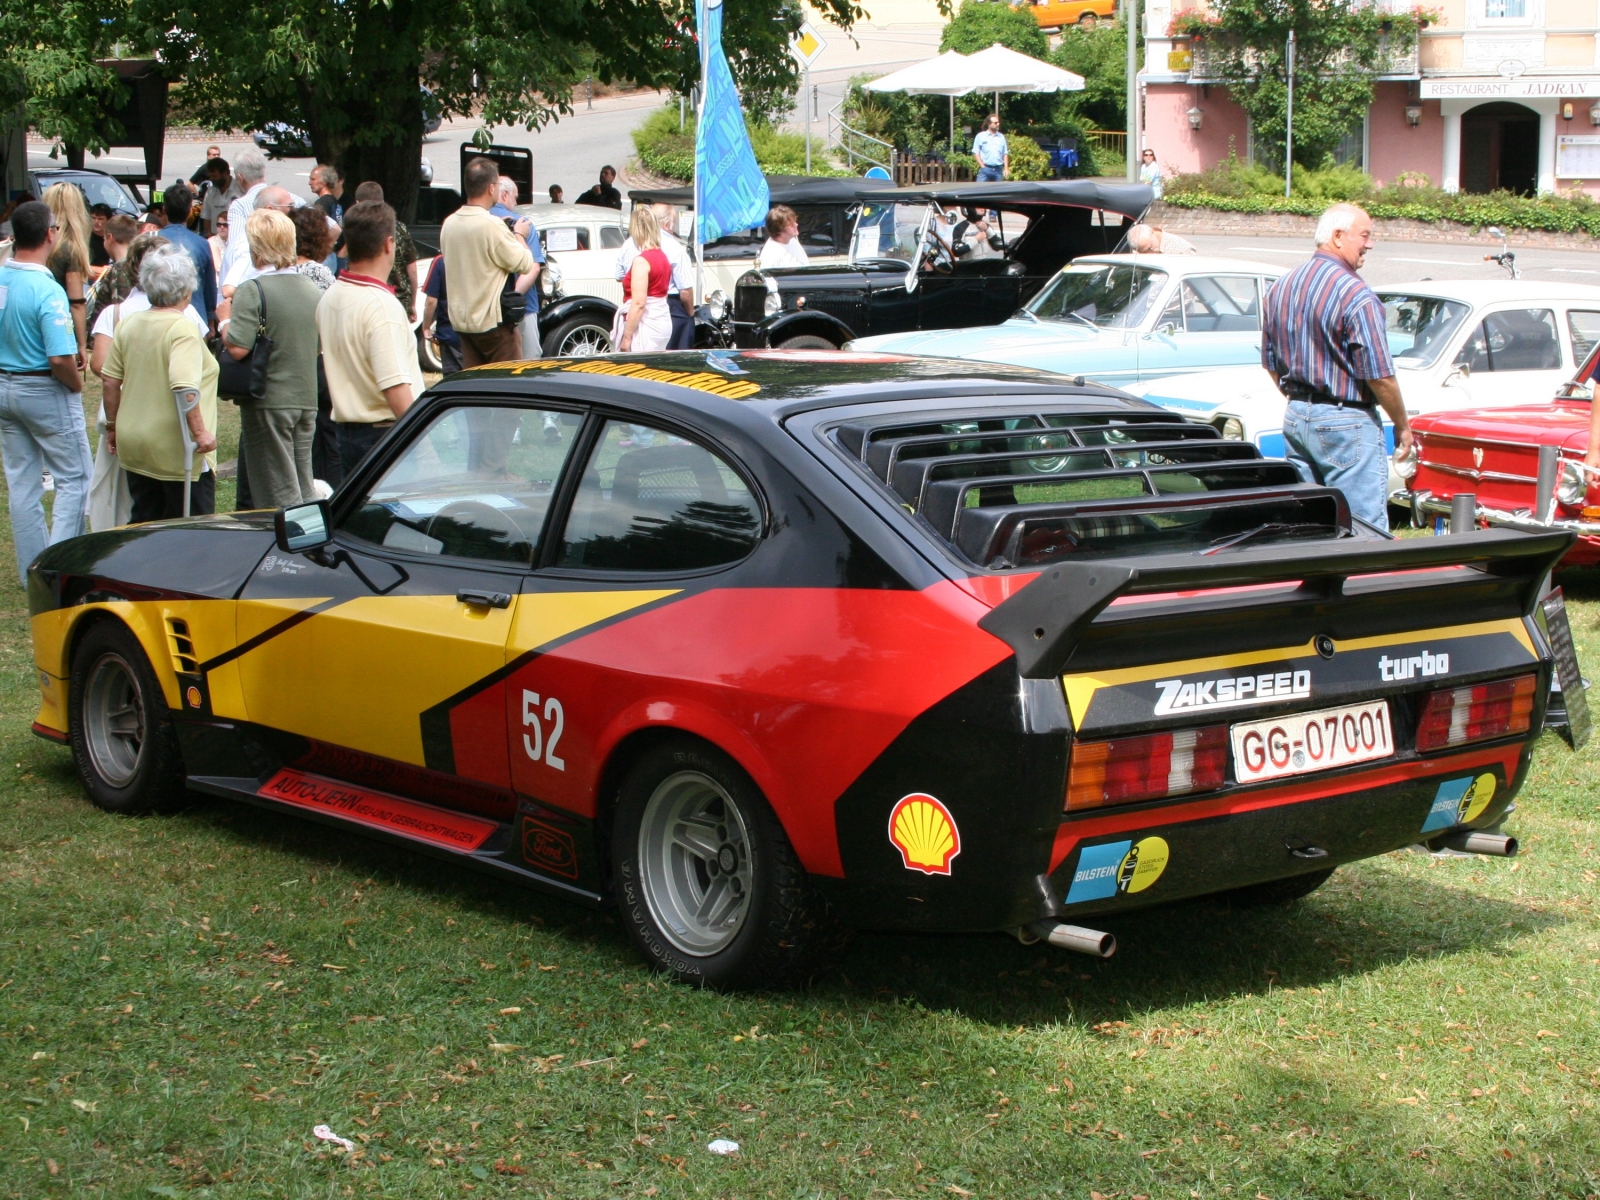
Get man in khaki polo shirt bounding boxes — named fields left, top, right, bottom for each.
left=316, top=200, right=425, bottom=475
left=440, top=156, right=536, bottom=367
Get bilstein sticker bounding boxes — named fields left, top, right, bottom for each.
left=1421, top=773, right=1497, bottom=833
left=1065, top=836, right=1171, bottom=903
left=1154, top=669, right=1310, bottom=715
left=888, top=793, right=961, bottom=875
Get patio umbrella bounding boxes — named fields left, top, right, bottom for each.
left=862, top=50, right=973, bottom=150
left=953, top=43, right=1085, bottom=120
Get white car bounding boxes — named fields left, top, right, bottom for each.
left=1126, top=281, right=1600, bottom=481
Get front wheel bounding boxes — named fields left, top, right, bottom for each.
left=611, top=738, right=841, bottom=988
left=546, top=313, right=613, bottom=358
left=1078, top=11, right=1098, bottom=27
left=776, top=334, right=836, bottom=350
left=68, top=621, right=188, bottom=814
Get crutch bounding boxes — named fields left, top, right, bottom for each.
left=173, top=387, right=199, bottom=517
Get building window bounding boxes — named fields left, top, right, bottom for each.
left=1485, top=0, right=1526, bottom=17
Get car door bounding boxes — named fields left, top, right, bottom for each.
left=1449, top=307, right=1564, bottom=409
left=233, top=401, right=586, bottom=815
left=1565, top=307, right=1600, bottom=370
left=1135, top=274, right=1265, bottom=382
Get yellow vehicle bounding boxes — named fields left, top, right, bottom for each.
left=1017, top=0, right=1118, bottom=29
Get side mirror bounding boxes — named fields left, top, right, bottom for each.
left=275, top=500, right=331, bottom=554
left=1444, top=364, right=1470, bottom=386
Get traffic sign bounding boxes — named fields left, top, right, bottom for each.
left=791, top=22, right=827, bottom=68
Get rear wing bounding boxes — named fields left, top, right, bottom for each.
left=978, top=528, right=1574, bottom=679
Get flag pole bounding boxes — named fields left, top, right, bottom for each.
left=694, top=0, right=706, bottom=302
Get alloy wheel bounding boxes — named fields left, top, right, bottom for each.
left=637, top=770, right=753, bottom=956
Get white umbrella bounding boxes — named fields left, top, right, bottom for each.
left=863, top=50, right=973, bottom=150
left=955, top=43, right=1085, bottom=121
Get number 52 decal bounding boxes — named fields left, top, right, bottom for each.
left=522, top=690, right=566, bottom=770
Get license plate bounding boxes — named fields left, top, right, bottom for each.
left=1230, top=700, right=1394, bottom=784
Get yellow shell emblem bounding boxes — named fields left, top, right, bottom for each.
left=888, top=793, right=961, bottom=875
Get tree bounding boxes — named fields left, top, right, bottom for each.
left=1175, top=0, right=1427, bottom=171
left=940, top=0, right=1053, bottom=130
left=5, top=0, right=868, bottom=221
left=1050, top=22, right=1133, bottom=132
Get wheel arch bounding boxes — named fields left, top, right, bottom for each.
left=758, top=310, right=855, bottom=348
left=60, top=603, right=183, bottom=710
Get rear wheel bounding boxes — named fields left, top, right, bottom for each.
left=68, top=621, right=187, bottom=814
left=776, top=334, right=835, bottom=350
left=417, top=331, right=442, bottom=373
left=611, top=738, right=841, bottom=988
left=1222, top=868, right=1335, bottom=907
left=1078, top=11, right=1098, bottom=27
left=547, top=314, right=613, bottom=358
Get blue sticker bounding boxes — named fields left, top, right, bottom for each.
left=1065, top=839, right=1132, bottom=904
left=1421, top=777, right=1472, bottom=832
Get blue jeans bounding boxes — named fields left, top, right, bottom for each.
left=976, top=165, right=1005, bottom=182
left=0, top=374, right=94, bottom=584
left=1282, top=399, right=1389, bottom=532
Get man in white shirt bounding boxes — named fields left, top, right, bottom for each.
left=221, top=186, right=297, bottom=289
left=616, top=202, right=694, bottom=349
left=972, top=115, right=1009, bottom=182
left=758, top=205, right=808, bottom=270
left=219, top=148, right=269, bottom=283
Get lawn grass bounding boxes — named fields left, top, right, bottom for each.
left=1, top=394, right=1598, bottom=1198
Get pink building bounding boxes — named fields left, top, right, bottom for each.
left=1139, top=0, right=1600, bottom=197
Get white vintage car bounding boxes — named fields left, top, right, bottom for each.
left=1125, top=281, right=1600, bottom=476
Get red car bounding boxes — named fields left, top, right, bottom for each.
left=1399, top=344, right=1600, bottom=566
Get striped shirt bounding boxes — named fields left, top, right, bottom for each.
left=1261, top=250, right=1394, bottom=405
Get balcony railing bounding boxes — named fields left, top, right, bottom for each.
left=1186, top=32, right=1419, bottom=82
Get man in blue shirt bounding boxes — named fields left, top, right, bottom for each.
left=156, top=184, right=219, bottom=331
left=0, top=202, right=93, bottom=582
left=490, top=175, right=546, bottom=357
left=972, top=115, right=1009, bottom=183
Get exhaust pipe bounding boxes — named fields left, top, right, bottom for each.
left=1438, top=831, right=1518, bottom=857
left=1025, top=920, right=1117, bottom=958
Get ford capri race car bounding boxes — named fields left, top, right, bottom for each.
left=27, top=351, right=1570, bottom=988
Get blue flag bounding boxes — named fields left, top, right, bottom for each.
left=694, top=0, right=769, bottom=245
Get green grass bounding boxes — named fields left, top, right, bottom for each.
left=2, top=397, right=1600, bottom=1197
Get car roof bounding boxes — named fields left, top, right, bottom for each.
left=1074, top=252, right=1288, bottom=276
left=627, top=174, right=897, bottom=208
left=883, top=179, right=1154, bottom=221
left=1374, top=279, right=1600, bottom=302
left=515, top=203, right=624, bottom=225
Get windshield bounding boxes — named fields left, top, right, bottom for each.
left=1380, top=294, right=1471, bottom=368
left=1025, top=263, right=1168, bottom=329
left=850, top=202, right=925, bottom=264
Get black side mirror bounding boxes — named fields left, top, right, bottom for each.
left=275, top=500, right=331, bottom=553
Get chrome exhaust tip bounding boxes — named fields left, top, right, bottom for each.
left=1024, top=920, right=1117, bottom=958
left=1438, top=830, right=1518, bottom=857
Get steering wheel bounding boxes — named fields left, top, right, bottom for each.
left=921, top=228, right=956, bottom=275
left=424, top=500, right=532, bottom=562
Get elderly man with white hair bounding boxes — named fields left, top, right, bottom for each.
left=218, top=147, right=270, bottom=284
left=489, top=174, right=544, bottom=357
left=1126, top=222, right=1196, bottom=255
left=1260, top=202, right=1410, bottom=531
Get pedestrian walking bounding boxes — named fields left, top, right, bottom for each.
left=576, top=166, right=622, bottom=209
left=157, top=183, right=220, bottom=329
left=99, top=244, right=220, bottom=521
left=758, top=205, right=808, bottom=270
left=88, top=203, right=115, bottom=272
left=549, top=185, right=564, bottom=204
left=316, top=200, right=422, bottom=475
left=220, top=209, right=321, bottom=509
left=200, top=158, right=239, bottom=237
left=218, top=148, right=269, bottom=283
left=208, top=212, right=229, bottom=276
left=615, top=206, right=673, bottom=353
left=310, top=164, right=344, bottom=274
left=289, top=206, right=342, bottom=489
left=492, top=175, right=544, bottom=358
left=1261, top=202, right=1410, bottom=531
left=420, top=256, right=463, bottom=375
left=972, top=114, right=1008, bottom=182
left=42, top=183, right=92, bottom=363
left=1138, top=148, right=1164, bottom=200
left=0, top=201, right=93, bottom=582
left=439, top=156, right=535, bottom=368
left=189, top=145, right=223, bottom=187
left=351, top=182, right=418, bottom=318
left=85, top=215, right=139, bottom=330
left=617, top=202, right=693, bottom=349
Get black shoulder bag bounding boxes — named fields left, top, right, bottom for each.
left=216, top=277, right=275, bottom=402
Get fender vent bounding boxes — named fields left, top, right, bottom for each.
left=166, top=618, right=198, bottom=674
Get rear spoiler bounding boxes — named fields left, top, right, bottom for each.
left=977, top=528, right=1574, bottom=679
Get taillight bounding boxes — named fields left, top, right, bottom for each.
left=1415, top=674, right=1537, bottom=752
left=1067, top=725, right=1228, bottom=811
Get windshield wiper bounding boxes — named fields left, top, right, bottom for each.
left=1054, top=310, right=1098, bottom=331
left=1199, top=522, right=1346, bottom=556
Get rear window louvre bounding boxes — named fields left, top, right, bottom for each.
left=831, top=409, right=1352, bottom=568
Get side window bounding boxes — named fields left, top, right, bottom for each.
left=558, top=420, right=762, bottom=571
left=1455, top=309, right=1560, bottom=372
left=541, top=226, right=591, bottom=253
left=342, top=406, right=584, bottom=565
left=599, top=225, right=626, bottom=250
left=1569, top=310, right=1600, bottom=364
left=1155, top=290, right=1183, bottom=331
left=1178, top=275, right=1260, bottom=333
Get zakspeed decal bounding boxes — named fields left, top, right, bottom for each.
left=1065, top=835, right=1170, bottom=903
left=521, top=818, right=580, bottom=879
left=1154, top=669, right=1311, bottom=715
left=888, top=793, right=961, bottom=875
left=1379, top=650, right=1449, bottom=682
left=1421, top=773, right=1497, bottom=833
left=260, top=769, right=497, bottom=850
left=490, top=357, right=761, bottom=400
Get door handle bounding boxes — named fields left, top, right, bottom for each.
left=457, top=588, right=512, bottom=609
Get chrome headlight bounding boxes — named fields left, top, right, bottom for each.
left=540, top=261, right=563, bottom=299
left=707, top=289, right=728, bottom=322
left=1393, top=441, right=1418, bottom=481
left=1218, top=416, right=1244, bottom=441
left=1558, top=458, right=1587, bottom=506
left=763, top=276, right=782, bottom=318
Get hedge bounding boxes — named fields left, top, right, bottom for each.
left=1163, top=188, right=1600, bottom=238
left=632, top=104, right=850, bottom=184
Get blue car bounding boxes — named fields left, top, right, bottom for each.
left=848, top=254, right=1286, bottom=389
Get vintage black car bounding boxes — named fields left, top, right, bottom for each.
left=721, top=180, right=1153, bottom=350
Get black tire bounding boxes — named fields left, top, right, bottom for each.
left=611, top=738, right=841, bottom=989
left=1222, top=867, right=1335, bottom=907
left=546, top=314, right=613, bottom=358
left=417, top=331, right=442, bottom=373
left=776, top=334, right=836, bottom=350
left=68, top=621, right=188, bottom=815
left=1078, top=11, right=1098, bottom=27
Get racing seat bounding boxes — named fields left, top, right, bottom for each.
left=612, top=443, right=730, bottom=509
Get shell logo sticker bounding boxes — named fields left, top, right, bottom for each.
left=185, top=686, right=202, bottom=708
left=888, top=793, right=961, bottom=875
left=1421, top=772, right=1497, bottom=833
left=1065, top=835, right=1171, bottom=903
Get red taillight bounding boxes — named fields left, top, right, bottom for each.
left=1067, top=725, right=1228, bottom=811
left=1415, top=674, right=1537, bottom=753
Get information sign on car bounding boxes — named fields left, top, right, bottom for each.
left=1540, top=588, right=1591, bottom=748
left=1231, top=700, right=1394, bottom=785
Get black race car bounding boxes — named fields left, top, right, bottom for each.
left=28, top=351, right=1566, bottom=988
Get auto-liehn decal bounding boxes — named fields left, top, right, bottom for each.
left=1421, top=773, right=1497, bottom=833
left=1153, top=669, right=1311, bottom=715
left=1378, top=650, right=1450, bottom=682
left=1065, top=836, right=1171, bottom=904
left=888, top=793, right=961, bottom=875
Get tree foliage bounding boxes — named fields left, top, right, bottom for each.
left=940, top=0, right=1053, bottom=130
left=1179, top=0, right=1427, bottom=170
left=1050, top=22, right=1131, bottom=132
